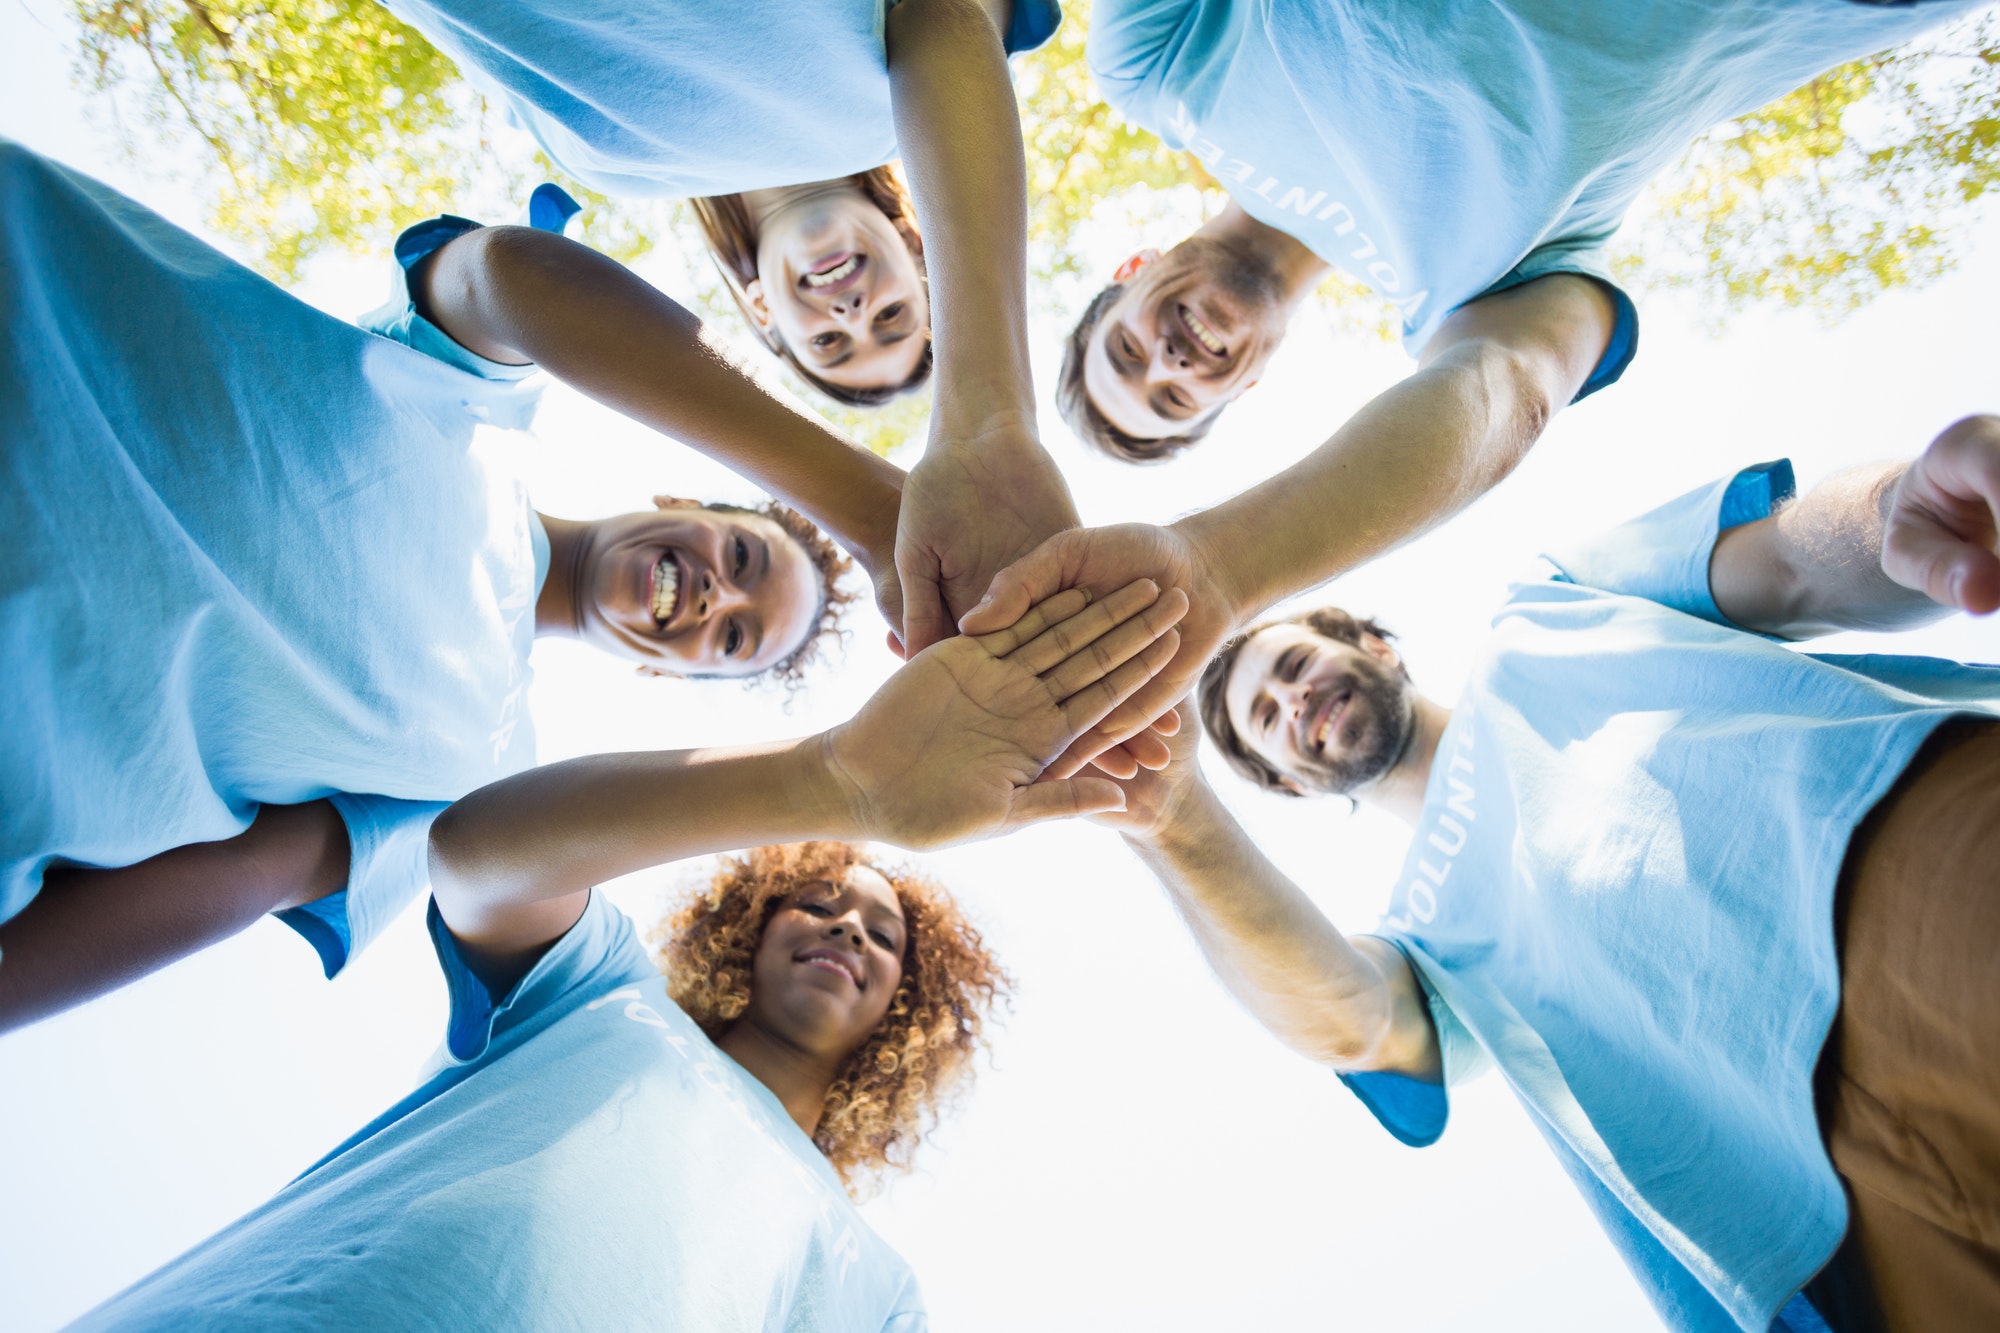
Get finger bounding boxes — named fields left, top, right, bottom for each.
left=1047, top=650, right=1200, bottom=780
left=898, top=563, right=955, bottom=658
left=884, top=629, right=908, bottom=661
left=1038, top=588, right=1189, bottom=698
left=1154, top=706, right=1182, bottom=738
left=1888, top=523, right=2000, bottom=615
left=1007, top=776, right=1127, bottom=827
left=1086, top=746, right=1141, bottom=781
left=958, top=536, right=1073, bottom=636
left=966, top=588, right=1092, bottom=660
left=1057, top=628, right=1182, bottom=736
left=1001, top=580, right=1162, bottom=675
left=1119, top=728, right=1172, bottom=771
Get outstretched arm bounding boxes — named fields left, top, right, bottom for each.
left=885, top=0, right=1080, bottom=655
left=0, top=802, right=349, bottom=1035
left=1093, top=721, right=1438, bottom=1078
left=413, top=225, right=908, bottom=622
left=430, top=580, right=1186, bottom=995
left=964, top=274, right=1614, bottom=774
left=1712, top=414, right=2000, bottom=636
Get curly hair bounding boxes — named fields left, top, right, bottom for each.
left=700, top=501, right=859, bottom=692
left=1056, top=283, right=1218, bottom=464
left=651, top=842, right=1011, bottom=1197
left=1197, top=605, right=1406, bottom=797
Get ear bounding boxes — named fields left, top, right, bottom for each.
left=652, top=495, right=702, bottom=512
left=1112, top=248, right=1161, bottom=284
left=741, top=277, right=774, bottom=331
left=635, top=664, right=684, bottom=680
left=1358, top=631, right=1402, bottom=671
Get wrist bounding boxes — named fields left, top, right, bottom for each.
left=799, top=730, right=873, bottom=842
left=928, top=401, right=1040, bottom=455
left=1125, top=778, right=1227, bottom=860
left=1167, top=510, right=1258, bottom=626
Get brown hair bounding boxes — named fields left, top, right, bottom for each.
left=690, top=168, right=933, bottom=407
left=653, top=842, right=1011, bottom=1197
left=1056, top=283, right=1218, bottom=464
left=700, top=500, right=858, bottom=692
left=1197, top=606, right=1405, bottom=797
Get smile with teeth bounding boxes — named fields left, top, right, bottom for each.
left=797, top=948, right=860, bottom=988
left=802, top=254, right=861, bottom=288
left=651, top=554, right=680, bottom=624
left=1312, top=693, right=1350, bottom=755
left=1180, top=304, right=1228, bottom=356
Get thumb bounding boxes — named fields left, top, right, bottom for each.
left=958, top=539, right=1065, bottom=636
left=1007, top=776, right=1127, bottom=827
left=898, top=567, right=955, bottom=657
left=1886, top=519, right=2000, bottom=615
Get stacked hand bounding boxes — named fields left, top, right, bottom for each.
left=824, top=579, right=1188, bottom=850
left=959, top=522, right=1241, bottom=777
left=1083, top=695, right=1209, bottom=844
left=1883, top=414, right=2000, bottom=616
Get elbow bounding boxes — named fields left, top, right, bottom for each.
left=425, top=800, right=484, bottom=903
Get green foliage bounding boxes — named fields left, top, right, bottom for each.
left=1615, top=12, right=2000, bottom=321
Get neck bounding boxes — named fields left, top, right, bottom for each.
left=717, top=1018, right=844, bottom=1139
left=739, top=178, right=858, bottom=230
left=1200, top=201, right=1330, bottom=306
left=1356, top=694, right=1452, bottom=826
left=533, top=512, right=589, bottom=639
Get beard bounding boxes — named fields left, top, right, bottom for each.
left=1165, top=235, right=1283, bottom=314
left=1289, top=656, right=1418, bottom=797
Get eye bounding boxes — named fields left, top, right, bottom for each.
left=1166, top=386, right=1194, bottom=411
left=1283, top=649, right=1306, bottom=682
left=798, top=901, right=833, bottom=918
left=875, top=301, right=904, bottom=325
left=1118, top=331, right=1142, bottom=363
left=868, top=928, right=896, bottom=950
left=733, top=536, right=748, bottom=577
left=811, top=331, right=841, bottom=350
left=724, top=620, right=744, bottom=657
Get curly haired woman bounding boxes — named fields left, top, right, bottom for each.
left=68, top=573, right=1189, bottom=1330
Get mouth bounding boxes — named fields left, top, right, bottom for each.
left=1177, top=302, right=1229, bottom=360
left=795, top=947, right=862, bottom=989
left=801, top=251, right=865, bottom=294
left=649, top=551, right=686, bottom=630
left=1309, top=691, right=1351, bottom=756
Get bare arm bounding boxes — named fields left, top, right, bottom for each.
left=1712, top=415, right=2000, bottom=636
left=885, top=0, right=1081, bottom=653
left=963, top=274, right=1615, bottom=773
left=431, top=580, right=1187, bottom=996
left=0, top=801, right=349, bottom=1035
left=414, top=225, right=905, bottom=605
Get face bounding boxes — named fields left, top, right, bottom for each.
left=1223, top=623, right=1417, bottom=796
left=573, top=503, right=819, bottom=678
left=743, top=866, right=908, bottom=1060
left=1082, top=237, right=1290, bottom=441
left=745, top=187, right=929, bottom=393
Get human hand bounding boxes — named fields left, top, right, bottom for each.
left=959, top=522, right=1241, bottom=778
left=894, top=427, right=1080, bottom=657
left=1085, top=696, right=1210, bottom=844
left=821, top=580, right=1188, bottom=850
left=1883, top=415, right=2000, bottom=615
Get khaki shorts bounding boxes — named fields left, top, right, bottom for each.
left=1808, top=717, right=2000, bottom=1333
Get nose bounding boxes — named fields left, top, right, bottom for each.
left=1270, top=676, right=1313, bottom=716
left=824, top=284, right=870, bottom=322
left=1150, top=333, right=1198, bottom=383
left=824, top=915, right=865, bottom=948
left=692, top=569, right=751, bottom=623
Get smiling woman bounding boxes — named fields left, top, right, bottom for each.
left=657, top=842, right=1009, bottom=1191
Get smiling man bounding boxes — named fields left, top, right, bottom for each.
left=1060, top=0, right=1983, bottom=462
left=1124, top=418, right=2000, bottom=1330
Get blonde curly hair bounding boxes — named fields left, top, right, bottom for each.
left=651, top=842, right=1011, bottom=1197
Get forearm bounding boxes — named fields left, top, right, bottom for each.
left=428, top=738, right=853, bottom=933
left=1712, top=461, right=1949, bottom=637
left=885, top=0, right=1037, bottom=436
left=0, top=801, right=349, bottom=1034
left=1125, top=786, right=1436, bottom=1075
left=1176, top=344, right=1551, bottom=621
left=422, top=226, right=903, bottom=571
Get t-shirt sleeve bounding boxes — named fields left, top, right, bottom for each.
left=1541, top=459, right=1798, bottom=626
left=1476, top=240, right=1639, bottom=402
left=1086, top=0, right=1201, bottom=99
left=354, top=183, right=584, bottom=425
left=427, top=887, right=660, bottom=1064
left=1335, top=941, right=1489, bottom=1148
left=1003, top=0, right=1063, bottom=55
left=274, top=793, right=450, bottom=979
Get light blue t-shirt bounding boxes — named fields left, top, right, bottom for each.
left=1340, top=462, right=2000, bottom=1332
left=0, top=144, right=549, bottom=973
left=71, top=890, right=928, bottom=1332
left=1090, top=0, right=1980, bottom=374
left=384, top=0, right=1062, bottom=198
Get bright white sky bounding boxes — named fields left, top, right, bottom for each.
left=2, top=3, right=1996, bottom=1329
